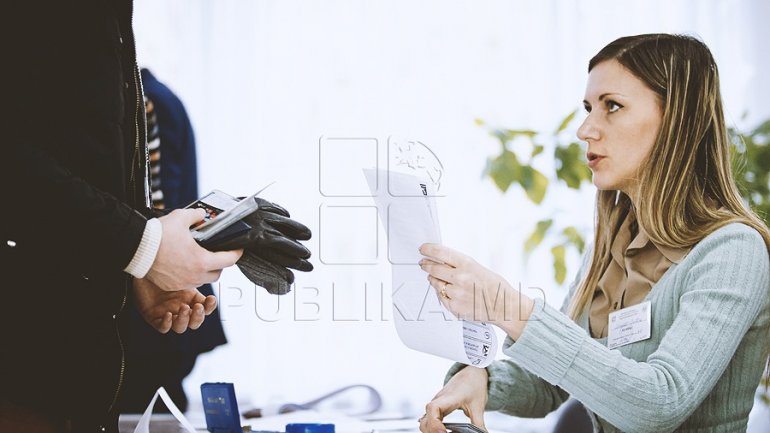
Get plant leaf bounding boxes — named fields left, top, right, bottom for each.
left=524, top=219, right=553, bottom=254
left=493, top=129, right=538, bottom=143
left=530, top=144, right=545, bottom=158
left=551, top=244, right=567, bottom=284
left=520, top=166, right=549, bottom=204
left=504, top=129, right=538, bottom=138
left=562, top=226, right=586, bottom=253
left=555, top=142, right=592, bottom=189
left=484, top=150, right=521, bottom=193
left=554, top=109, right=578, bottom=134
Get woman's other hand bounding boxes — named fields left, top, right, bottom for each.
left=420, top=367, right=489, bottom=433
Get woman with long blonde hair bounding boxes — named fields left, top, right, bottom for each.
left=418, top=34, right=770, bottom=433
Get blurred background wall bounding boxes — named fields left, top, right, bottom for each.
left=132, top=0, right=770, bottom=427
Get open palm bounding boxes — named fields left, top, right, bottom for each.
left=132, top=277, right=218, bottom=334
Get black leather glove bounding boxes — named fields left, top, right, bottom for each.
left=238, top=197, right=312, bottom=293
left=237, top=252, right=294, bottom=295
left=198, top=197, right=312, bottom=294
left=240, top=198, right=313, bottom=273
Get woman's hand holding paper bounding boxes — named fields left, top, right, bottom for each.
left=419, top=243, right=534, bottom=340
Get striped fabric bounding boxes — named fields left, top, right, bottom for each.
left=144, top=96, right=164, bottom=209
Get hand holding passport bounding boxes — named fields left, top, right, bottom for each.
left=188, top=186, right=313, bottom=294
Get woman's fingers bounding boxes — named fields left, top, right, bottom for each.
left=420, top=396, right=454, bottom=433
left=419, top=415, right=447, bottom=433
left=428, top=275, right=452, bottom=298
left=420, top=243, right=467, bottom=268
left=464, top=406, right=487, bottom=431
left=420, top=259, right=456, bottom=284
left=420, top=367, right=489, bottom=433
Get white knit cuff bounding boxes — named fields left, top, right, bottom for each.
left=124, top=218, right=163, bottom=278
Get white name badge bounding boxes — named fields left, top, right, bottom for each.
left=607, top=301, right=652, bottom=350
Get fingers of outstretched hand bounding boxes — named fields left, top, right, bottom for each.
left=203, top=295, right=218, bottom=315
left=153, top=312, right=173, bottom=334
left=187, top=304, right=206, bottom=330
left=187, top=288, right=206, bottom=305
left=171, top=305, right=192, bottom=334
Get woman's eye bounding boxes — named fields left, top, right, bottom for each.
left=607, top=100, right=622, bottom=113
left=583, top=104, right=592, bottom=113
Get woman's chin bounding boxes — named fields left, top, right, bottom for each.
left=591, top=176, right=620, bottom=191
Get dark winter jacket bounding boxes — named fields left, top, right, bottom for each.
left=2, top=1, right=152, bottom=431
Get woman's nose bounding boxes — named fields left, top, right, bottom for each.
left=577, top=116, right=600, bottom=142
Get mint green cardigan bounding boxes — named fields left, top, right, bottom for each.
left=448, top=223, right=770, bottom=432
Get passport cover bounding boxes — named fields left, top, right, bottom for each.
left=201, top=382, right=242, bottom=433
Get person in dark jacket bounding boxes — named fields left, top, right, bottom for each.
left=1, top=2, right=242, bottom=432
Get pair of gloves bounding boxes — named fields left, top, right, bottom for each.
left=207, top=197, right=312, bottom=295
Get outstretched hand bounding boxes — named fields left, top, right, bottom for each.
left=132, top=277, right=218, bottom=334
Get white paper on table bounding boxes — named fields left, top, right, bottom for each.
left=134, top=387, right=200, bottom=433
left=364, top=169, right=497, bottom=367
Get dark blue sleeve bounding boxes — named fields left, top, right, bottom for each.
left=141, top=69, right=200, bottom=209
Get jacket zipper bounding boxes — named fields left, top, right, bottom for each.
left=128, top=65, right=142, bottom=201
left=107, top=65, right=139, bottom=419
left=109, top=1, right=150, bottom=412
left=109, top=69, right=146, bottom=417
left=107, top=282, right=128, bottom=414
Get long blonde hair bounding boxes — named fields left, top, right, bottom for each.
left=568, top=34, right=770, bottom=320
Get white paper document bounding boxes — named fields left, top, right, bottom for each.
left=364, top=169, right=497, bottom=367
left=134, top=387, right=199, bottom=433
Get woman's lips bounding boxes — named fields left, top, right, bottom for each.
left=587, top=152, right=605, bottom=169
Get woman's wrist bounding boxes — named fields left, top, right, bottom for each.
left=491, top=287, right=535, bottom=340
left=454, top=364, right=490, bottom=389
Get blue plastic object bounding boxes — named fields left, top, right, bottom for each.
left=201, top=382, right=241, bottom=433
left=285, top=423, right=336, bottom=433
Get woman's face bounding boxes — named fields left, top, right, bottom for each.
left=577, top=59, right=663, bottom=195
